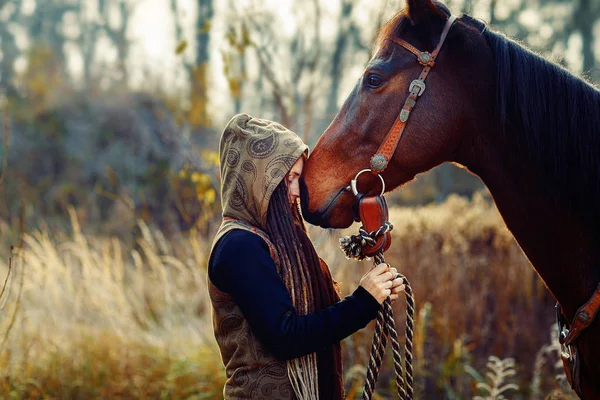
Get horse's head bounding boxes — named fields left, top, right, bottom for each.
left=301, top=0, right=494, bottom=228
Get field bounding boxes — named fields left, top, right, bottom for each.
left=0, top=193, right=578, bottom=399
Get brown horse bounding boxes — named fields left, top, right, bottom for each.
left=300, top=0, right=600, bottom=398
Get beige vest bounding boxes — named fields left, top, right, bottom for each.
left=208, top=220, right=295, bottom=399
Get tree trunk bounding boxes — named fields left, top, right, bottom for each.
left=189, top=0, right=214, bottom=128
left=576, top=0, right=596, bottom=74
left=326, top=0, right=353, bottom=118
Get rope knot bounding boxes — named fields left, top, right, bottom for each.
left=339, top=221, right=394, bottom=260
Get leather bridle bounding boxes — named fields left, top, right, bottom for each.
left=370, top=14, right=457, bottom=175
left=350, top=14, right=457, bottom=198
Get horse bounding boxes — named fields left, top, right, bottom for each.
left=300, top=1, right=600, bottom=398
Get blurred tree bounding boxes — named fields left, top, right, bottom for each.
left=226, top=0, right=326, bottom=141
left=0, top=0, right=22, bottom=97
left=77, top=0, right=100, bottom=87
left=326, top=0, right=355, bottom=119
left=484, top=0, right=599, bottom=78
left=189, top=0, right=214, bottom=128
left=98, top=0, right=133, bottom=85
left=27, top=0, right=74, bottom=76
left=574, top=0, right=598, bottom=75
left=221, top=8, right=249, bottom=115
left=171, top=0, right=214, bottom=129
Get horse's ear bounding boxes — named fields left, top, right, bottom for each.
left=406, top=0, right=440, bottom=25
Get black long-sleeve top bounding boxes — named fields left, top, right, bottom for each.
left=208, top=229, right=380, bottom=360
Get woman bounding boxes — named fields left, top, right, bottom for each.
left=208, top=114, right=405, bottom=399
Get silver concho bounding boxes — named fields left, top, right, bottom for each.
left=371, top=155, right=387, bottom=172
left=419, top=52, right=432, bottom=65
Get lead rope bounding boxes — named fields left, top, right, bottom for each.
left=340, top=223, right=415, bottom=400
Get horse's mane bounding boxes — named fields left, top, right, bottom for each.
left=478, top=18, right=600, bottom=221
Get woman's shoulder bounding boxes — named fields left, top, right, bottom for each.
left=214, top=229, right=270, bottom=256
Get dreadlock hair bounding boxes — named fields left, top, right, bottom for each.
left=266, top=180, right=343, bottom=400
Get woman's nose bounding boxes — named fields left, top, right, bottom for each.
left=290, top=181, right=300, bottom=198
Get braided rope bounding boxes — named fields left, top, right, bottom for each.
left=340, top=222, right=415, bottom=399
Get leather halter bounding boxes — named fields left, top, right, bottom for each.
left=369, top=15, right=457, bottom=174
left=352, top=16, right=457, bottom=248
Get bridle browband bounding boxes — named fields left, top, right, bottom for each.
left=349, top=14, right=457, bottom=200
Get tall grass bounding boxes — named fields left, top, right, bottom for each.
left=0, top=195, right=577, bottom=399
left=0, top=209, right=225, bottom=398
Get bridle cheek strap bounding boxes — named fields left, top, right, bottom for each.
left=370, top=15, right=457, bottom=173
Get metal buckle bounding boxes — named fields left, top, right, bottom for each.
left=409, top=80, right=426, bottom=96
left=561, top=343, right=573, bottom=360
left=560, top=329, right=572, bottom=359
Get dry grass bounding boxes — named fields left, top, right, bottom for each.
left=0, top=209, right=225, bottom=398
left=0, top=195, right=578, bottom=399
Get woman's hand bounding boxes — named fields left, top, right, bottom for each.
left=388, top=266, right=406, bottom=303
left=359, top=263, right=405, bottom=304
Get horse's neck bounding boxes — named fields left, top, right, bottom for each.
left=464, top=130, right=600, bottom=320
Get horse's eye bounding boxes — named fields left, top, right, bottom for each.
left=366, top=74, right=384, bottom=89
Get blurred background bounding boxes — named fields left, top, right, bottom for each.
left=0, top=0, right=597, bottom=398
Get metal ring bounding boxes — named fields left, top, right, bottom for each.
left=350, top=169, right=386, bottom=197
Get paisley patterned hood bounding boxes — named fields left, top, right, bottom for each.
left=218, top=113, right=308, bottom=231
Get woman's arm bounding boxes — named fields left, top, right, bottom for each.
left=209, top=229, right=381, bottom=360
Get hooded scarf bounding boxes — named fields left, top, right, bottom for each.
left=218, top=114, right=307, bottom=231
left=208, top=114, right=342, bottom=400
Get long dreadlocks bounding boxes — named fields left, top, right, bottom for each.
left=266, top=180, right=343, bottom=400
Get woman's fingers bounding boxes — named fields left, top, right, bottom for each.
left=392, top=284, right=406, bottom=294
left=373, top=263, right=389, bottom=273
left=374, top=271, right=394, bottom=283
left=362, top=263, right=387, bottom=281
left=391, top=276, right=404, bottom=286
left=380, top=280, right=393, bottom=289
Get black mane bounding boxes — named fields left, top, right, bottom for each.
left=479, top=19, right=600, bottom=222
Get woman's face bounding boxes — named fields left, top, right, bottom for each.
left=286, top=156, right=304, bottom=206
